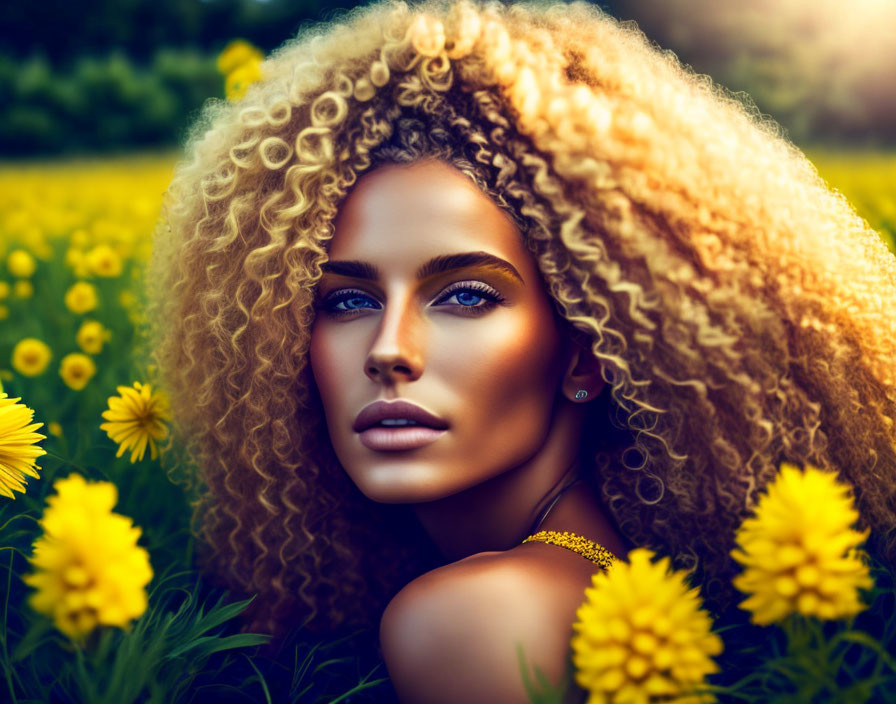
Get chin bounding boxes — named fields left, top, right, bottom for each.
left=347, top=463, right=467, bottom=505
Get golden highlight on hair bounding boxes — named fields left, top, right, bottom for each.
left=146, top=0, right=896, bottom=640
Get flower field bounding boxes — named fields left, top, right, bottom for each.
left=0, top=152, right=390, bottom=703
left=1, top=150, right=895, bottom=703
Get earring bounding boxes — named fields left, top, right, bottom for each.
left=574, top=390, right=588, bottom=400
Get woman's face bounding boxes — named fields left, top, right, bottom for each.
left=309, top=159, right=575, bottom=504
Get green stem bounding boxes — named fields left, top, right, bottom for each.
left=1, top=550, right=21, bottom=703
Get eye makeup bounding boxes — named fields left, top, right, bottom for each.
left=318, top=279, right=506, bottom=318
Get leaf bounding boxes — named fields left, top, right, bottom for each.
left=165, top=633, right=270, bottom=661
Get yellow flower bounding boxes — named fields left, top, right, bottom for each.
left=0, top=392, right=46, bottom=498
left=14, top=280, right=33, bottom=299
left=0, top=304, right=8, bottom=321
left=225, top=58, right=264, bottom=101
left=0, top=281, right=10, bottom=299
left=23, top=473, right=153, bottom=640
left=85, top=244, right=122, bottom=277
left=731, top=462, right=873, bottom=625
left=216, top=39, right=264, bottom=75
left=571, top=548, right=723, bottom=704
left=70, top=229, right=89, bottom=249
left=48, top=421, right=63, bottom=438
left=59, top=353, right=96, bottom=391
left=65, top=248, right=91, bottom=278
left=12, top=338, right=52, bottom=377
left=64, top=281, right=98, bottom=314
left=7, top=249, right=36, bottom=278
left=76, top=320, right=111, bottom=355
left=100, top=382, right=171, bottom=463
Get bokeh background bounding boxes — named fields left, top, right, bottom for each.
left=3, top=0, right=896, bottom=156
left=1, top=1, right=894, bottom=702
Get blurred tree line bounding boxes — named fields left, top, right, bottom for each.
left=1, top=0, right=359, bottom=157
left=619, top=0, right=896, bottom=147
left=2, top=0, right=893, bottom=157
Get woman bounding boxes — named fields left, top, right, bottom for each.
left=147, top=0, right=896, bottom=700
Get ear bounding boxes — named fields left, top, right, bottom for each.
left=560, top=340, right=605, bottom=404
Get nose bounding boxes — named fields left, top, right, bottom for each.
left=364, top=295, right=424, bottom=384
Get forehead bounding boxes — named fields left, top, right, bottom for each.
left=328, top=160, right=531, bottom=269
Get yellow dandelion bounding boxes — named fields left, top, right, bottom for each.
left=14, top=280, right=34, bottom=299
left=7, top=249, right=36, bottom=278
left=216, top=38, right=264, bottom=76
left=64, top=281, right=98, bottom=314
left=59, top=353, right=97, bottom=391
left=100, top=382, right=171, bottom=463
left=23, top=473, right=153, bottom=640
left=85, top=244, right=122, bottom=278
left=0, top=281, right=10, bottom=299
left=12, top=338, right=52, bottom=377
left=48, top=421, right=63, bottom=438
left=731, top=462, right=873, bottom=625
left=0, top=392, right=46, bottom=498
left=571, top=548, right=723, bottom=704
left=225, top=58, right=264, bottom=101
left=76, top=320, right=111, bottom=355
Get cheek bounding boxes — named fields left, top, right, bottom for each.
left=434, top=309, right=565, bottom=416
left=308, top=323, right=346, bottom=418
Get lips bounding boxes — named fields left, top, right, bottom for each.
left=352, top=399, right=449, bottom=433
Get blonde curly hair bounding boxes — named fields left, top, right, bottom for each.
left=147, top=0, right=896, bottom=640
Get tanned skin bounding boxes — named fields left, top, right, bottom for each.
left=310, top=159, right=628, bottom=703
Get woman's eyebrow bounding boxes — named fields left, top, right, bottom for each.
left=320, top=251, right=524, bottom=284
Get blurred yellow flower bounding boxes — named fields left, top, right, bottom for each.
left=85, top=244, right=123, bottom=278
left=216, top=38, right=264, bottom=75
left=0, top=305, right=8, bottom=321
left=731, top=462, right=873, bottom=625
left=64, top=281, right=98, bottom=314
left=59, top=353, right=97, bottom=391
left=0, top=281, right=10, bottom=299
left=225, top=59, right=264, bottom=101
left=69, top=229, right=89, bottom=248
left=65, top=248, right=91, bottom=278
left=23, top=473, right=153, bottom=640
left=0, top=392, right=46, bottom=498
left=47, top=421, right=63, bottom=438
left=571, top=548, right=723, bottom=704
left=7, top=249, right=36, bottom=278
left=119, top=290, right=136, bottom=308
left=14, top=280, right=34, bottom=299
left=100, top=382, right=171, bottom=463
left=12, top=338, right=52, bottom=377
left=76, top=320, right=111, bottom=355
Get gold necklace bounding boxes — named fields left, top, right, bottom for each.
left=521, top=530, right=618, bottom=571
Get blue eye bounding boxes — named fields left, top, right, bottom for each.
left=319, top=281, right=505, bottom=318
left=437, top=284, right=500, bottom=309
left=329, top=292, right=379, bottom=312
left=454, top=291, right=483, bottom=306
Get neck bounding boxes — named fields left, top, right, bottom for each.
left=410, top=398, right=594, bottom=562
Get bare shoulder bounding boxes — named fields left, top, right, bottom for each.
left=380, top=547, right=594, bottom=704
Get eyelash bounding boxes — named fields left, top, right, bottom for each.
left=319, top=281, right=506, bottom=318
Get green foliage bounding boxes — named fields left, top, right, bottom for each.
left=704, top=557, right=896, bottom=704
left=0, top=50, right=221, bottom=157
